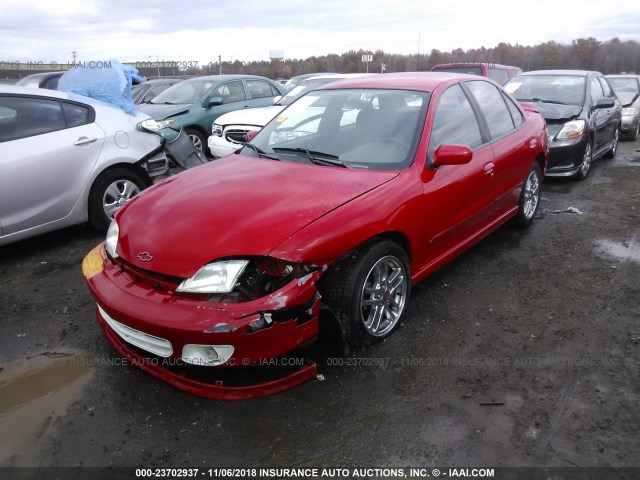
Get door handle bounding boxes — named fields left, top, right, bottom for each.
left=74, top=137, right=97, bottom=146
left=483, top=162, right=495, bottom=175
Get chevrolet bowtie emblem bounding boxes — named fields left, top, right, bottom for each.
left=137, top=252, right=153, bottom=262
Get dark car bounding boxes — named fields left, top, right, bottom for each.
left=606, top=74, right=640, bottom=141
left=132, top=78, right=183, bottom=105
left=15, top=72, right=64, bottom=90
left=505, top=70, right=621, bottom=180
left=138, top=75, right=287, bottom=152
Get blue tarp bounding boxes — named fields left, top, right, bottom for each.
left=58, top=60, right=145, bottom=115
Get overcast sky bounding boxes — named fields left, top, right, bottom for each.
left=1, top=0, right=639, bottom=65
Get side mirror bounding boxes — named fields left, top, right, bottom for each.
left=272, top=95, right=282, bottom=104
left=433, top=144, right=473, bottom=168
left=594, top=98, right=614, bottom=109
left=205, top=97, right=223, bottom=108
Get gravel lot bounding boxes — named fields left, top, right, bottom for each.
left=1, top=139, right=638, bottom=474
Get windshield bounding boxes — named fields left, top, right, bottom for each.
left=245, top=88, right=429, bottom=171
left=151, top=78, right=216, bottom=104
left=607, top=77, right=640, bottom=106
left=505, top=75, right=586, bottom=106
left=131, top=84, right=144, bottom=101
left=277, top=78, right=341, bottom=106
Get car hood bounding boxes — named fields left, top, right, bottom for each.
left=137, top=103, right=190, bottom=119
left=115, top=156, right=399, bottom=278
left=534, top=102, right=583, bottom=123
left=616, top=92, right=639, bottom=108
left=217, top=105, right=284, bottom=127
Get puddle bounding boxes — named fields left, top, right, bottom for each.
left=0, top=351, right=93, bottom=466
left=594, top=238, right=640, bottom=264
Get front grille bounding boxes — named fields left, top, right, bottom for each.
left=225, top=128, right=250, bottom=144
left=98, top=305, right=173, bottom=357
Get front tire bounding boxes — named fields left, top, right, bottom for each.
left=89, top=168, right=148, bottom=232
left=185, top=127, right=206, bottom=153
left=512, top=163, right=542, bottom=228
left=574, top=141, right=593, bottom=181
left=321, top=240, right=411, bottom=347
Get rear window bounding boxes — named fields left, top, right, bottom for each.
left=432, top=66, right=483, bottom=76
left=487, top=68, right=509, bottom=84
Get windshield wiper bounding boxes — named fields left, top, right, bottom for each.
left=241, top=143, right=280, bottom=161
left=520, top=98, right=569, bottom=105
left=272, top=147, right=346, bottom=167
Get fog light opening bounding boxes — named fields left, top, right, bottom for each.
left=182, top=344, right=234, bottom=366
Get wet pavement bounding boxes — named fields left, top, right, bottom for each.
left=0, top=140, right=639, bottom=473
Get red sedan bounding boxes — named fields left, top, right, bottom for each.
left=82, top=73, right=548, bottom=399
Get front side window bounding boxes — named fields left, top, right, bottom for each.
left=248, top=89, right=429, bottom=170
left=215, top=81, right=246, bottom=104
left=466, top=80, right=515, bottom=139
left=428, top=83, right=483, bottom=159
left=0, top=96, right=66, bottom=142
left=589, top=77, right=604, bottom=105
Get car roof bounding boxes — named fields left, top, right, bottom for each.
left=0, top=84, right=136, bottom=111
left=179, top=74, right=275, bottom=84
left=16, top=71, right=64, bottom=81
left=605, top=74, right=640, bottom=78
left=137, top=78, right=182, bottom=85
left=515, top=70, right=598, bottom=77
left=1, top=84, right=71, bottom=98
left=317, top=71, right=489, bottom=92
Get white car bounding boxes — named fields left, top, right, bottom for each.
left=0, top=85, right=169, bottom=246
left=207, top=74, right=375, bottom=158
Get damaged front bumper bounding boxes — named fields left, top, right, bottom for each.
left=82, top=243, right=323, bottom=399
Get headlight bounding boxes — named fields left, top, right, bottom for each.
left=212, top=124, right=223, bottom=136
left=622, top=107, right=639, bottom=116
left=139, top=119, right=175, bottom=131
left=177, top=260, right=249, bottom=294
left=556, top=119, right=586, bottom=140
left=105, top=220, right=119, bottom=258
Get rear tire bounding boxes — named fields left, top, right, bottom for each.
left=321, top=240, right=411, bottom=347
left=511, top=163, right=542, bottom=228
left=89, top=168, right=148, bottom=232
left=604, top=127, right=619, bottom=159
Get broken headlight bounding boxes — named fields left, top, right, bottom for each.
left=177, top=260, right=249, bottom=294
left=178, top=257, right=315, bottom=303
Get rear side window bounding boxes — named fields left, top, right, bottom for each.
left=0, top=96, right=66, bottom=142
left=429, top=83, right=483, bottom=157
left=246, top=80, right=279, bottom=99
left=466, top=80, right=515, bottom=139
left=502, top=93, right=524, bottom=127
left=62, top=102, right=91, bottom=128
